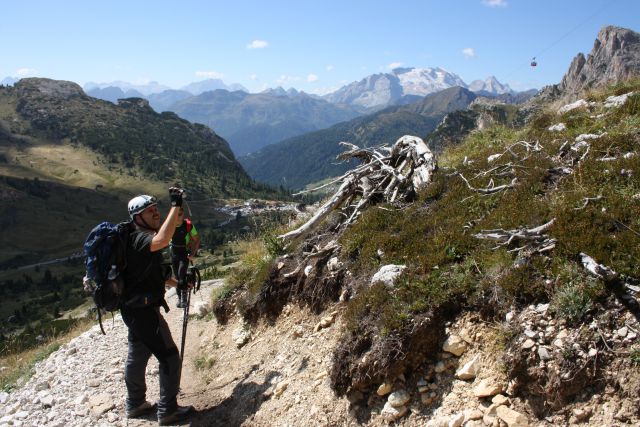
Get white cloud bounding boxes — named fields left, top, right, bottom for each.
left=14, top=68, right=37, bottom=77
left=247, top=40, right=268, bottom=49
left=462, top=48, right=477, bottom=58
left=388, top=62, right=403, bottom=70
left=249, top=74, right=258, bottom=80
left=482, top=0, right=507, bottom=7
left=307, top=73, right=319, bottom=82
left=276, top=75, right=301, bottom=85
left=195, top=70, right=224, bottom=79
left=326, top=65, right=334, bottom=71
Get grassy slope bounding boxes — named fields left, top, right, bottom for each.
left=340, top=79, right=640, bottom=333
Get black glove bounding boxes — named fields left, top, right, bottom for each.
left=169, top=187, right=184, bottom=207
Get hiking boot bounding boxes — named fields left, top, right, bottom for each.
left=176, top=290, right=185, bottom=308
left=158, top=405, right=194, bottom=425
left=176, top=290, right=188, bottom=309
left=127, top=400, right=157, bottom=418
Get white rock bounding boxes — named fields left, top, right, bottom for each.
left=604, top=92, right=634, bottom=108
left=522, top=339, right=535, bottom=349
left=232, top=325, right=251, bottom=348
left=327, top=257, right=342, bottom=272
left=193, top=301, right=210, bottom=317
left=381, top=401, right=407, bottom=422
left=40, top=394, right=54, bottom=407
left=616, top=327, right=628, bottom=337
left=371, top=265, right=406, bottom=288
left=537, top=347, right=552, bottom=360
left=456, top=356, right=480, bottom=380
left=442, top=335, right=467, bottom=356
left=304, top=265, right=313, bottom=276
left=487, top=153, right=502, bottom=163
left=505, top=310, right=515, bottom=322
left=434, top=361, right=447, bottom=373
left=548, top=123, right=566, bottom=132
left=535, top=303, right=549, bottom=313
left=0, top=392, right=8, bottom=404
left=448, top=412, right=465, bottom=427
left=14, top=411, right=29, bottom=420
left=558, top=99, right=592, bottom=114
left=388, top=389, right=410, bottom=407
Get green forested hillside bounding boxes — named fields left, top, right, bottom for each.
left=8, top=78, right=273, bottom=198
left=240, top=87, right=477, bottom=189
left=0, top=78, right=284, bottom=268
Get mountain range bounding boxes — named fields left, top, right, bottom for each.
left=323, top=68, right=512, bottom=109
left=239, top=86, right=479, bottom=189
left=169, top=89, right=363, bottom=156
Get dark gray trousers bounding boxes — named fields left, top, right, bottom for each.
left=121, top=306, right=181, bottom=417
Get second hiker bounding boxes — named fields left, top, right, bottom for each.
left=170, top=207, right=200, bottom=308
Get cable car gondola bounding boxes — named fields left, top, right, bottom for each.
left=530, top=57, right=537, bottom=67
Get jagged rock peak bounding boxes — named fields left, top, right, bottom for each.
left=558, top=25, right=640, bottom=97
left=468, top=76, right=513, bottom=95
left=15, top=77, right=85, bottom=99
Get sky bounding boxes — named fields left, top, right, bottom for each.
left=1, top=0, right=638, bottom=94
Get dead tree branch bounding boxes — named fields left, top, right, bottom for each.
left=279, top=135, right=436, bottom=241
left=474, top=218, right=557, bottom=254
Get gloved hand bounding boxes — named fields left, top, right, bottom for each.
left=169, top=187, right=184, bottom=207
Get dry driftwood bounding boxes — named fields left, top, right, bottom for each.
left=279, top=135, right=436, bottom=241
left=473, top=218, right=557, bottom=254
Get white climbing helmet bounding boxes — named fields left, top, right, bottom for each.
left=127, top=195, right=157, bottom=218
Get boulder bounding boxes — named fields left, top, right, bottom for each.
left=496, top=405, right=529, bottom=426
left=456, top=356, right=480, bottom=381
left=193, top=301, right=210, bottom=317
left=371, top=265, right=406, bottom=287
left=381, top=401, right=408, bottom=422
left=473, top=378, right=504, bottom=398
left=442, top=335, right=467, bottom=356
left=388, top=389, right=411, bottom=407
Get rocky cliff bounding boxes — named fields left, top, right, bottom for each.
left=540, top=26, right=640, bottom=101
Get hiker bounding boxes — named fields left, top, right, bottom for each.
left=121, top=188, right=194, bottom=425
left=170, top=207, right=201, bottom=308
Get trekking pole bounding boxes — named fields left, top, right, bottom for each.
left=179, top=286, right=191, bottom=362
left=179, top=266, right=201, bottom=366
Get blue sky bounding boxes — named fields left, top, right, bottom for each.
left=1, top=0, right=638, bottom=93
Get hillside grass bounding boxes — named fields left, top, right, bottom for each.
left=340, top=79, right=640, bottom=334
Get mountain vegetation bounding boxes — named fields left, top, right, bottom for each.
left=6, top=78, right=272, bottom=198
left=240, top=86, right=478, bottom=189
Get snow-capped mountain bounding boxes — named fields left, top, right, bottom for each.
left=324, top=67, right=513, bottom=109
left=468, top=76, right=513, bottom=95
left=394, top=67, right=468, bottom=96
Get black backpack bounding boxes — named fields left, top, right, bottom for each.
left=83, top=221, right=133, bottom=334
